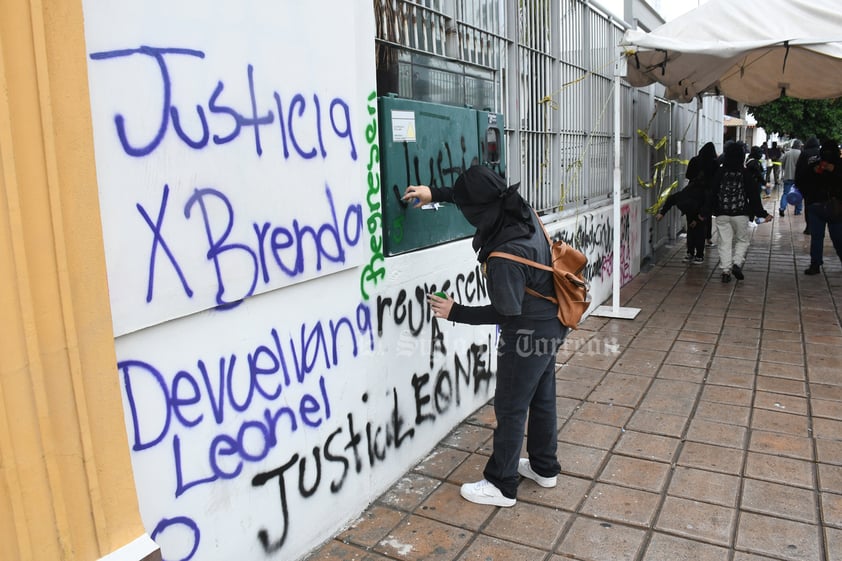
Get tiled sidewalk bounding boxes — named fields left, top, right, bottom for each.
left=307, top=203, right=842, bottom=561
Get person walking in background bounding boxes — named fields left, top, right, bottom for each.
left=799, top=139, right=842, bottom=275
left=712, top=142, right=774, bottom=283
left=766, top=141, right=782, bottom=194
left=656, top=167, right=710, bottom=263
left=686, top=142, right=719, bottom=247
left=746, top=146, right=766, bottom=199
left=403, top=165, right=567, bottom=507
left=796, top=137, right=821, bottom=235
left=759, top=141, right=769, bottom=192
left=779, top=139, right=803, bottom=216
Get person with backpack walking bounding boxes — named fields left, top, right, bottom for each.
left=403, top=165, right=568, bottom=507
left=712, top=142, right=774, bottom=283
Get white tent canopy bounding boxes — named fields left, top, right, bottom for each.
left=598, top=0, right=842, bottom=321
left=621, top=0, right=842, bottom=104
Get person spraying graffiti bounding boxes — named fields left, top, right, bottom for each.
left=402, top=165, right=567, bottom=507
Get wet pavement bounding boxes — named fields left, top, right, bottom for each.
left=306, top=201, right=842, bottom=561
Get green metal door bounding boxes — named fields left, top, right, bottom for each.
left=378, top=96, right=479, bottom=255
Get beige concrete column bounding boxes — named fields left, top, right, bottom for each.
left=0, top=0, right=158, bottom=559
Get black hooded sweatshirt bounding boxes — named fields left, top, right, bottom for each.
left=658, top=176, right=709, bottom=220
left=686, top=141, right=719, bottom=193
left=429, top=165, right=558, bottom=327
left=797, top=138, right=842, bottom=205
left=795, top=137, right=824, bottom=204
left=745, top=146, right=766, bottom=192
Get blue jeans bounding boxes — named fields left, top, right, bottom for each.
left=780, top=180, right=802, bottom=214
left=484, top=318, right=566, bottom=498
left=807, top=202, right=842, bottom=266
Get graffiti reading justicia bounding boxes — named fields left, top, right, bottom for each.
left=88, top=45, right=366, bottom=320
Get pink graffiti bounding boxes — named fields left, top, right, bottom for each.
left=601, top=252, right=613, bottom=277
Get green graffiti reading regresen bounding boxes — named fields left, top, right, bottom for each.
left=361, top=91, right=386, bottom=300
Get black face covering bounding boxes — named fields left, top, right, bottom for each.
left=820, top=138, right=840, bottom=165
left=452, top=165, right=534, bottom=261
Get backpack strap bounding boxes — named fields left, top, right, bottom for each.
left=487, top=250, right=558, bottom=304
left=487, top=251, right=550, bottom=272
left=486, top=209, right=562, bottom=303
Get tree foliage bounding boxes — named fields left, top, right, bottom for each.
left=748, top=97, right=842, bottom=141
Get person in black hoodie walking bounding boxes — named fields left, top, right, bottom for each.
left=799, top=138, right=842, bottom=275
left=795, top=137, right=822, bottom=235
left=711, top=142, right=774, bottom=283
left=766, top=141, right=783, bottom=192
left=686, top=142, right=719, bottom=247
left=403, top=165, right=567, bottom=507
left=746, top=146, right=767, bottom=198
left=656, top=173, right=710, bottom=263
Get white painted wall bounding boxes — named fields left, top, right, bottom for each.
left=82, top=3, right=642, bottom=560
left=112, top=243, right=498, bottom=561
left=83, top=1, right=371, bottom=336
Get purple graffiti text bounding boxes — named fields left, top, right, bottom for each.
left=138, top=183, right=363, bottom=308
left=118, top=303, right=374, bottom=497
left=89, top=46, right=357, bottom=161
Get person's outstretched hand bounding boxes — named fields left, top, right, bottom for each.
left=403, top=185, right=432, bottom=208
left=427, top=292, right=453, bottom=320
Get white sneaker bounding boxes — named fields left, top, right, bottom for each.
left=460, top=479, right=516, bottom=507
left=517, top=459, right=558, bottom=488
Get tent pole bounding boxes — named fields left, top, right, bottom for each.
left=591, top=56, right=640, bottom=320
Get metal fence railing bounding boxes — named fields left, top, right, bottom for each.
left=373, top=0, right=722, bottom=234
